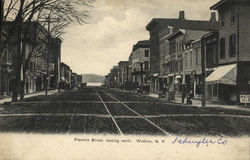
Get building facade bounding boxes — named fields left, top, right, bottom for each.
left=208, top=0, right=250, bottom=103
left=110, top=66, right=119, bottom=88
left=0, top=30, right=11, bottom=96
left=49, top=38, right=61, bottom=89
left=146, top=11, right=218, bottom=94
left=117, top=61, right=129, bottom=88
left=130, top=40, right=150, bottom=86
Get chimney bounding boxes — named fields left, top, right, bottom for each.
left=210, top=12, right=216, bottom=22
left=179, top=11, right=185, bottom=20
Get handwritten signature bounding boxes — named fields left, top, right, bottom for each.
left=171, top=137, right=227, bottom=148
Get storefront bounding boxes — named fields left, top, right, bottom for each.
left=206, top=63, right=237, bottom=103
left=150, top=73, right=159, bottom=93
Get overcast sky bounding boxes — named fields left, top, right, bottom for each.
left=61, top=0, right=219, bottom=76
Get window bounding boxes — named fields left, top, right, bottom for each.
left=144, top=50, right=149, bottom=57
left=170, top=40, right=176, bottom=54
left=144, top=61, right=149, bottom=70
left=190, top=51, right=192, bottom=66
left=175, top=61, right=178, bottom=72
left=212, top=84, right=218, bottom=97
left=229, top=34, right=236, bottom=57
left=180, top=61, right=183, bottom=72
left=195, top=48, right=199, bottom=65
left=185, top=53, right=188, bottom=66
left=230, top=8, right=235, bottom=24
left=220, top=38, right=225, bottom=59
left=220, top=12, right=225, bottom=27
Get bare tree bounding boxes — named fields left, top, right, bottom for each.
left=1, top=0, right=94, bottom=101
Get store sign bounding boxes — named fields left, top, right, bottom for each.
left=240, top=94, right=250, bottom=103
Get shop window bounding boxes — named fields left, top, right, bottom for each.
left=220, top=38, right=225, bottom=59
left=229, top=34, right=236, bottom=57
left=212, top=84, right=218, bottom=97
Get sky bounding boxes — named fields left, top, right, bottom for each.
left=61, top=0, right=219, bottom=76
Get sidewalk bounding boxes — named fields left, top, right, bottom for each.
left=0, top=90, right=59, bottom=105
left=149, top=93, right=250, bottom=111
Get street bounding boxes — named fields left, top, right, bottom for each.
left=0, top=87, right=250, bottom=136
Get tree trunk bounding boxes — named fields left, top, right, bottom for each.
left=20, top=39, right=27, bottom=101
left=11, top=15, right=23, bottom=102
left=11, top=59, right=21, bottom=102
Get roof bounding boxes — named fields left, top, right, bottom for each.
left=210, top=0, right=250, bottom=10
left=166, top=30, right=183, bottom=40
left=60, top=62, right=70, bottom=68
left=132, top=40, right=150, bottom=51
left=118, top=61, right=128, bottom=65
left=146, top=18, right=219, bottom=32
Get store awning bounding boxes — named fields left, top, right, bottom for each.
left=206, top=64, right=237, bottom=85
left=152, top=73, right=159, bottom=77
left=61, top=77, right=65, bottom=81
left=159, top=75, right=168, bottom=78
left=168, top=73, right=174, bottom=77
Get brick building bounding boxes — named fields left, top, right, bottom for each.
left=207, top=0, right=250, bottom=103
left=146, top=11, right=218, bottom=94
left=130, top=40, right=150, bottom=86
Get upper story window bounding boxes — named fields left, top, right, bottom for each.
left=190, top=51, right=193, bottom=66
left=220, top=38, right=226, bottom=59
left=180, top=60, right=183, bottom=72
left=195, top=48, right=199, bottom=65
left=175, top=61, right=178, bottom=72
left=230, top=8, right=235, bottom=24
left=220, top=12, right=225, bottom=27
left=144, top=50, right=149, bottom=57
left=185, top=52, right=188, bottom=66
left=176, top=44, right=179, bottom=52
left=229, top=34, right=236, bottom=57
left=170, top=40, right=176, bottom=54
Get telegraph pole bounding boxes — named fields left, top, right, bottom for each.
left=182, top=51, right=186, bottom=104
left=0, top=0, right=3, bottom=53
left=201, top=37, right=206, bottom=107
left=45, top=16, right=50, bottom=96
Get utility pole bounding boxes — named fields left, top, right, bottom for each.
left=201, top=37, right=206, bottom=107
left=0, top=0, right=3, bottom=95
left=45, top=16, right=50, bottom=96
left=0, top=0, right=3, bottom=54
left=182, top=51, right=186, bottom=104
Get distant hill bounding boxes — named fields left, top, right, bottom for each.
left=81, top=74, right=105, bottom=83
